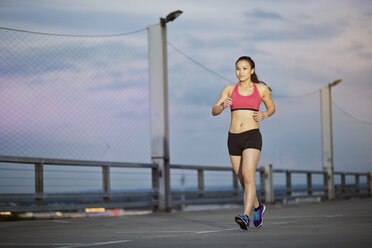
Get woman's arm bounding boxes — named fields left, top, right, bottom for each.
left=212, top=85, right=232, bottom=116
left=253, top=85, right=275, bottom=121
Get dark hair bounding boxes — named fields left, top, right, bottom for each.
left=236, top=56, right=272, bottom=92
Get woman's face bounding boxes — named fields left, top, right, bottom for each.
left=235, top=60, right=254, bottom=82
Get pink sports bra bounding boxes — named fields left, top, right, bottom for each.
left=230, top=83, right=261, bottom=111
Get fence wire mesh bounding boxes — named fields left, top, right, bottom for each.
left=0, top=28, right=150, bottom=163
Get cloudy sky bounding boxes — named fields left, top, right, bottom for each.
left=1, top=0, right=371, bottom=185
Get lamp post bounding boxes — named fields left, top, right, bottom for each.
left=148, top=10, right=182, bottom=212
left=320, top=79, right=342, bottom=200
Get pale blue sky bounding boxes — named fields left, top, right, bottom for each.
left=1, top=0, right=372, bottom=177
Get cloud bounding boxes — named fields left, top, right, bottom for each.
left=348, top=40, right=365, bottom=53
left=247, top=22, right=345, bottom=42
left=0, top=5, right=152, bottom=34
left=245, top=9, right=284, bottom=20
left=362, top=9, right=372, bottom=16
left=358, top=52, right=372, bottom=59
left=87, top=78, right=148, bottom=92
left=345, top=40, right=372, bottom=59
left=0, top=34, right=148, bottom=77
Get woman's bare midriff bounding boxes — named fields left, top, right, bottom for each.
left=229, top=110, right=259, bottom=133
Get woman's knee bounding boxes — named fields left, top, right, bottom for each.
left=243, top=175, right=255, bottom=186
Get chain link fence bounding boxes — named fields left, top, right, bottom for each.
left=0, top=28, right=150, bottom=163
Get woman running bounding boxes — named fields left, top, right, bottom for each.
left=212, top=56, right=275, bottom=230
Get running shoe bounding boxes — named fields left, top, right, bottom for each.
left=235, top=214, right=250, bottom=230
left=253, top=202, right=266, bottom=228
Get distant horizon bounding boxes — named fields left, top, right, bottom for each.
left=1, top=183, right=368, bottom=206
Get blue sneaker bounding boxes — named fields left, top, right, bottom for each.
left=235, top=214, right=250, bottom=230
left=253, top=203, right=266, bottom=228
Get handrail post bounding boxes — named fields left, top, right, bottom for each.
left=263, top=164, right=274, bottom=203
left=368, top=171, right=372, bottom=198
left=232, top=172, right=239, bottom=196
left=341, top=173, right=346, bottom=197
left=286, top=170, right=291, bottom=197
left=102, top=166, right=110, bottom=203
left=307, top=172, right=312, bottom=196
left=355, top=174, right=360, bottom=195
left=197, top=169, right=204, bottom=198
left=259, top=168, right=265, bottom=200
left=35, top=163, right=44, bottom=205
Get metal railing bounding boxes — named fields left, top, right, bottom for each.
left=1, top=156, right=371, bottom=212
left=0, top=156, right=158, bottom=212
left=170, top=164, right=244, bottom=206
left=272, top=169, right=371, bottom=201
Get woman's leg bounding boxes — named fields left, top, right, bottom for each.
left=241, top=148, right=261, bottom=216
left=230, top=154, right=260, bottom=213
left=229, top=155, right=243, bottom=187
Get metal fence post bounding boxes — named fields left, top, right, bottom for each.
left=263, top=164, right=274, bottom=203
left=35, top=163, right=44, bottom=205
left=341, top=173, right=346, bottom=196
left=286, top=170, right=291, bottom=197
left=367, top=171, right=372, bottom=198
left=355, top=174, right=360, bottom=195
left=102, top=166, right=110, bottom=203
left=307, top=172, right=312, bottom=196
left=197, top=169, right=204, bottom=198
left=259, top=168, right=265, bottom=200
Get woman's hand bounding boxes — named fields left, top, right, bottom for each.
left=222, top=97, right=233, bottom=109
left=253, top=111, right=267, bottom=122
left=212, top=85, right=233, bottom=116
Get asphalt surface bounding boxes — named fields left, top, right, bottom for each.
left=0, top=198, right=371, bottom=248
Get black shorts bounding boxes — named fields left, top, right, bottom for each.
left=227, top=128, right=262, bottom=156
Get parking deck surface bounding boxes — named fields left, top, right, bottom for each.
left=0, top=198, right=371, bottom=248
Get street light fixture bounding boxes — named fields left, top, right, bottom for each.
left=160, top=10, right=183, bottom=26
left=329, top=79, right=342, bottom=88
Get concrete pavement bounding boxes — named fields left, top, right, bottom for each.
left=0, top=198, right=371, bottom=248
